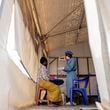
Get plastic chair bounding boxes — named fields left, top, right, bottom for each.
left=69, top=76, right=89, bottom=105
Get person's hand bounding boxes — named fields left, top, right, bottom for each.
left=49, top=75, right=57, bottom=80
left=60, top=70, right=64, bottom=74
left=58, top=67, right=64, bottom=70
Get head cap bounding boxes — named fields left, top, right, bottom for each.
left=65, top=50, right=73, bottom=55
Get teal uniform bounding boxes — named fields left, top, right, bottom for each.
left=64, top=57, right=77, bottom=98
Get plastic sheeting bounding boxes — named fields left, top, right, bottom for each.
left=0, top=0, right=39, bottom=109
left=84, top=0, right=110, bottom=104
left=0, top=0, right=14, bottom=109
left=15, top=1, right=38, bottom=81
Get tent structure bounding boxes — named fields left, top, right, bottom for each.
left=0, top=0, right=110, bottom=109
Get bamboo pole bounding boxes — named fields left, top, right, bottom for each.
left=29, top=0, right=48, bottom=57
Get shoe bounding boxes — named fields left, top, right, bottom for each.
left=66, top=102, right=71, bottom=105
left=73, top=102, right=77, bottom=105
left=66, top=102, right=77, bottom=105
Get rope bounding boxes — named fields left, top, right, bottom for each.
left=45, top=2, right=83, bottom=35
left=20, top=60, right=37, bottom=84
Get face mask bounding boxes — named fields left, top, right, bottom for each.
left=65, top=56, right=70, bottom=60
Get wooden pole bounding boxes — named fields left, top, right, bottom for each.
left=87, top=57, right=91, bottom=95
left=29, top=0, right=48, bottom=57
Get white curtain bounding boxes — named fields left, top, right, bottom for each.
left=8, top=0, right=39, bottom=109
left=15, top=1, right=38, bottom=81
left=84, top=0, right=110, bottom=105
left=0, top=0, right=40, bottom=109
left=0, top=0, right=14, bottom=110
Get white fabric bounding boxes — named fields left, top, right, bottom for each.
left=1, top=0, right=110, bottom=109
left=0, top=0, right=14, bottom=109
left=97, top=0, right=110, bottom=61
left=15, top=1, right=38, bottom=81
left=0, top=0, right=39, bottom=109
left=0, top=0, right=13, bottom=50
left=8, top=1, right=39, bottom=109
left=84, top=0, right=110, bottom=104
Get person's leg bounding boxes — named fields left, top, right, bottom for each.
left=39, top=80, right=62, bottom=103
left=66, top=75, right=77, bottom=105
left=66, top=75, right=72, bottom=99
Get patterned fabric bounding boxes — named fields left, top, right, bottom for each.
left=36, top=64, right=49, bottom=83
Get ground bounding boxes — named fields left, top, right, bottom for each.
left=21, top=105, right=97, bottom=110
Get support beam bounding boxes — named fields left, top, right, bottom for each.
left=57, top=58, right=59, bottom=78
left=29, top=0, right=41, bottom=35
left=49, top=58, right=57, bottom=65
left=29, top=0, right=48, bottom=57
left=44, top=27, right=87, bottom=40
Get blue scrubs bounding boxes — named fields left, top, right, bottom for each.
left=63, top=57, right=77, bottom=98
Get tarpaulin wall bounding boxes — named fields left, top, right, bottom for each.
left=84, top=0, right=110, bottom=106
left=0, top=0, right=41, bottom=109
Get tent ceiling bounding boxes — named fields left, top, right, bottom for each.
left=18, top=0, right=88, bottom=52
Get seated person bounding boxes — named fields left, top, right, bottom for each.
left=36, top=57, right=62, bottom=106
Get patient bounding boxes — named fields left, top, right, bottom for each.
left=36, top=57, right=62, bottom=106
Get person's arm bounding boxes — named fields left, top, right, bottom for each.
left=63, top=58, right=76, bottom=73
